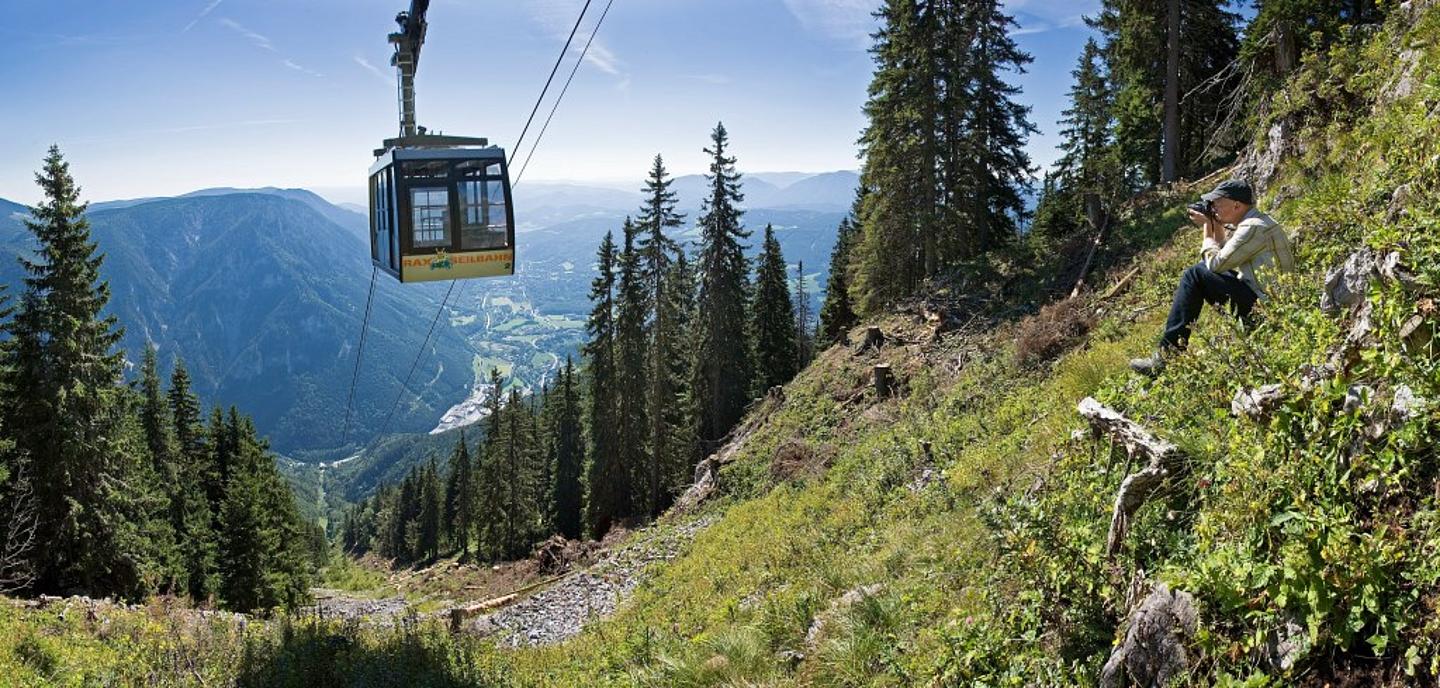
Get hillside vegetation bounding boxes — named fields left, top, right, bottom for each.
left=2, top=3, right=1437, bottom=685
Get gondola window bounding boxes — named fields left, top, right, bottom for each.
left=411, top=187, right=450, bottom=247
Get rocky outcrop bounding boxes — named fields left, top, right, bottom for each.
left=1099, top=583, right=1199, bottom=688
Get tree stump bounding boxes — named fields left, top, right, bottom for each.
left=874, top=364, right=894, bottom=398
left=855, top=326, right=885, bottom=354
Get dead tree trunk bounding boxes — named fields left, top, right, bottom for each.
left=1162, top=0, right=1181, bottom=183
left=874, top=364, right=894, bottom=398
left=1078, top=397, right=1185, bottom=558
left=1070, top=193, right=1109, bottom=298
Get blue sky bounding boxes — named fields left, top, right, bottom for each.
left=0, top=0, right=1102, bottom=206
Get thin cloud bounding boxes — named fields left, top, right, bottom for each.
left=1009, top=11, right=1090, bottom=36
left=220, top=17, right=324, bottom=78
left=526, top=0, right=626, bottom=80
left=1003, top=0, right=1100, bottom=33
left=283, top=59, right=325, bottom=78
left=219, top=17, right=274, bottom=51
left=182, top=0, right=224, bottom=34
left=685, top=74, right=732, bottom=85
left=581, top=41, right=620, bottom=76
left=782, top=0, right=879, bottom=48
left=354, top=56, right=396, bottom=87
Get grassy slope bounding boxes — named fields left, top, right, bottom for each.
left=3, top=8, right=1438, bottom=686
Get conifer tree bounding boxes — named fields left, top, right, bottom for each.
left=443, top=431, right=475, bottom=558
left=2, top=146, right=151, bottom=597
left=1090, top=0, right=1239, bottom=185
left=953, top=0, right=1037, bottom=252
left=854, top=1, right=1033, bottom=307
left=614, top=219, right=649, bottom=517
left=1032, top=38, right=1121, bottom=246
left=533, top=392, right=554, bottom=537
left=216, top=409, right=308, bottom=611
left=691, top=123, right=753, bottom=451
left=138, top=347, right=189, bottom=593
left=417, top=458, right=442, bottom=561
left=793, top=261, right=814, bottom=370
left=637, top=155, right=691, bottom=516
left=551, top=359, right=585, bottom=540
left=475, top=368, right=508, bottom=558
left=501, top=388, right=530, bottom=557
left=818, top=191, right=862, bottom=344
left=584, top=233, right=625, bottom=537
left=854, top=0, right=933, bottom=307
left=752, top=225, right=798, bottom=393
left=167, top=359, right=217, bottom=600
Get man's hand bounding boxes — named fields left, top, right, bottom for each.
left=1189, top=209, right=1225, bottom=246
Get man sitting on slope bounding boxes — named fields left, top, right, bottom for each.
left=1130, top=179, right=1295, bottom=376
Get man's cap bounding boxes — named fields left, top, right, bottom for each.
left=1201, top=179, right=1254, bottom=205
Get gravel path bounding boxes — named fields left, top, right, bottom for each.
left=467, top=515, right=717, bottom=647
left=305, top=589, right=413, bottom=624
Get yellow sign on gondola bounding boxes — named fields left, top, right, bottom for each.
left=400, top=249, right=514, bottom=283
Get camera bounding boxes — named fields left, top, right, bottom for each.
left=1187, top=200, right=1215, bottom=217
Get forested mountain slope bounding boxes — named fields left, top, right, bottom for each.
left=0, top=193, right=473, bottom=454
left=3, top=3, right=1438, bottom=687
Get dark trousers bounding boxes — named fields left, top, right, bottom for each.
left=1160, top=263, right=1258, bottom=350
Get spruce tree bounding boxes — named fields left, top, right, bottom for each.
left=443, top=431, right=475, bottom=558
left=138, top=347, right=186, bottom=594
left=551, top=359, right=585, bottom=540
left=818, top=194, right=861, bottom=344
left=167, top=357, right=217, bottom=601
left=691, top=123, right=753, bottom=451
left=1033, top=38, right=1121, bottom=246
left=614, top=219, right=649, bottom=517
left=637, top=155, right=691, bottom=516
left=2, top=146, right=151, bottom=597
left=751, top=225, right=798, bottom=393
left=1090, top=0, right=1240, bottom=185
left=793, top=261, right=814, bottom=370
left=583, top=233, right=624, bottom=537
left=502, top=388, right=530, bottom=558
left=954, top=0, right=1036, bottom=252
left=475, top=368, right=508, bottom=559
left=417, top=458, right=442, bottom=561
left=854, top=0, right=933, bottom=308
left=215, top=410, right=309, bottom=610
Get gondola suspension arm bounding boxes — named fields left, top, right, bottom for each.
left=390, top=0, right=430, bottom=138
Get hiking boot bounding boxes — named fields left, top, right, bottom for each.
left=1129, top=351, right=1168, bottom=377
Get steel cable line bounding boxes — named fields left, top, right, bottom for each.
left=352, top=0, right=599, bottom=454
left=515, top=0, right=617, bottom=186
left=371, top=280, right=462, bottom=449
left=509, top=0, right=594, bottom=168
left=340, top=266, right=381, bottom=445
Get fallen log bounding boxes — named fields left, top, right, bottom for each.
left=1078, top=397, right=1185, bottom=558
left=449, top=572, right=573, bottom=632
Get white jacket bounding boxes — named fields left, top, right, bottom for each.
left=1202, top=208, right=1296, bottom=300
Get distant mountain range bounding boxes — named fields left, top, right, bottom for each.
left=0, top=192, right=473, bottom=456
left=510, top=170, right=859, bottom=216
left=0, top=169, right=854, bottom=485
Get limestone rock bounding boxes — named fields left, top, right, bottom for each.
left=1231, top=384, right=1284, bottom=420
left=804, top=584, right=883, bottom=649
left=1321, top=249, right=1379, bottom=316
left=1099, top=583, right=1199, bottom=688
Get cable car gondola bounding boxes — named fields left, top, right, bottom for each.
left=369, top=0, right=515, bottom=283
